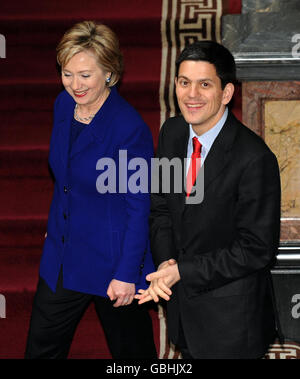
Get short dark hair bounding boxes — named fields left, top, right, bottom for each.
left=175, top=41, right=236, bottom=89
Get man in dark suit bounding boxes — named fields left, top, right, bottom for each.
left=136, top=41, right=281, bottom=359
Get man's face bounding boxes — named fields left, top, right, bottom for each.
left=175, top=60, right=234, bottom=135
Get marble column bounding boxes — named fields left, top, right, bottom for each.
left=222, top=0, right=300, bottom=243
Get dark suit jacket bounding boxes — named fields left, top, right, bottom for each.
left=150, top=111, right=281, bottom=358
left=40, top=86, right=155, bottom=297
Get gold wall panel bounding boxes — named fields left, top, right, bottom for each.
left=242, top=81, right=300, bottom=241
left=265, top=100, right=300, bottom=218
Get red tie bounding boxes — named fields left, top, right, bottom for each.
left=186, top=137, right=202, bottom=197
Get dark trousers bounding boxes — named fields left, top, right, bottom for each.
left=177, top=318, right=194, bottom=359
left=25, top=271, right=157, bottom=359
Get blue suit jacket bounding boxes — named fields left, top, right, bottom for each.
left=40, top=86, right=155, bottom=297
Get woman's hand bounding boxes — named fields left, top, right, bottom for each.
left=107, top=279, right=136, bottom=307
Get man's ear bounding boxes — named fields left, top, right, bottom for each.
left=222, top=83, right=235, bottom=105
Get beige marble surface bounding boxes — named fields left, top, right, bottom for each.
left=265, top=100, right=300, bottom=218
left=242, top=81, right=300, bottom=241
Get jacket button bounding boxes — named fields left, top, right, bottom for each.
left=62, top=236, right=65, bottom=244
left=63, top=212, right=67, bottom=220
left=64, top=186, right=68, bottom=193
left=140, top=264, right=144, bottom=269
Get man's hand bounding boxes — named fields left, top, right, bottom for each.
left=107, top=279, right=135, bottom=307
left=134, top=259, right=180, bottom=304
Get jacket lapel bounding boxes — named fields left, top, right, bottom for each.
left=173, top=119, right=190, bottom=214
left=69, top=86, right=118, bottom=159
left=202, top=112, right=238, bottom=192
left=58, top=106, right=73, bottom=172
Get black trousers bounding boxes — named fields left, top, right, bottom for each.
left=177, top=317, right=194, bottom=359
left=25, top=271, right=157, bottom=359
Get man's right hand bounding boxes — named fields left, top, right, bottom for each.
left=134, top=259, right=177, bottom=304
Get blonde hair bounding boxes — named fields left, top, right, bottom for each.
left=56, top=21, right=123, bottom=87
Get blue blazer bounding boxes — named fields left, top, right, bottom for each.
left=40, top=86, right=155, bottom=297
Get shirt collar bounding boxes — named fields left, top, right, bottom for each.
left=189, top=107, right=228, bottom=153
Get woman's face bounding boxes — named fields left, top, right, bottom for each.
left=61, top=50, right=111, bottom=108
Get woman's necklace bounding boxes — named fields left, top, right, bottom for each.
left=74, top=104, right=95, bottom=123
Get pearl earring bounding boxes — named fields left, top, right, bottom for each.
left=106, top=76, right=111, bottom=83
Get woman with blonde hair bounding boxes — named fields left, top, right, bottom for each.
left=25, top=21, right=157, bottom=359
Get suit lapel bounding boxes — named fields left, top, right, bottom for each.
left=58, top=106, right=73, bottom=172
left=172, top=119, right=190, bottom=214
left=69, top=86, right=118, bottom=159
left=202, top=134, right=228, bottom=192
left=203, top=112, right=238, bottom=192
left=55, top=87, right=117, bottom=177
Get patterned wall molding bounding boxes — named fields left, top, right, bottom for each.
left=159, top=0, right=223, bottom=127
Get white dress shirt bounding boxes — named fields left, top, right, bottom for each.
left=186, top=107, right=228, bottom=174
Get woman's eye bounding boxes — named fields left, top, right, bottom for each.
left=82, top=75, right=90, bottom=78
left=63, top=73, right=71, bottom=77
